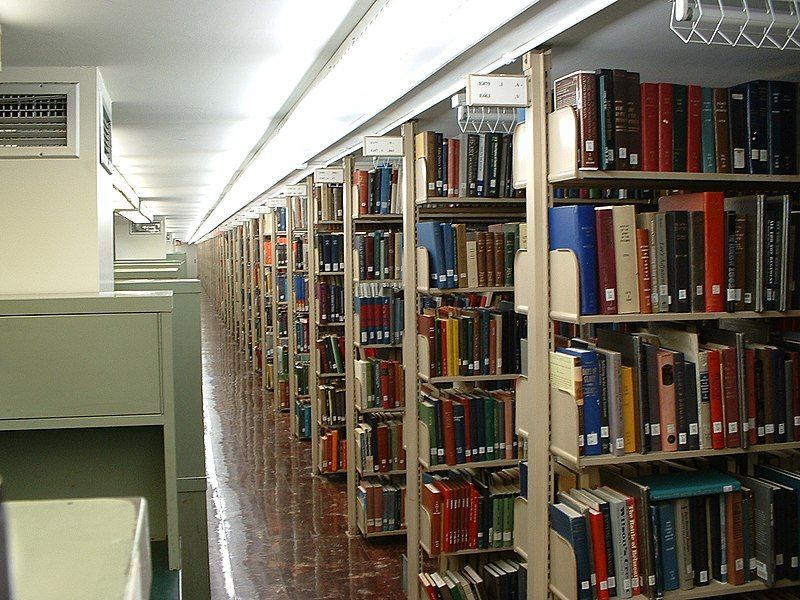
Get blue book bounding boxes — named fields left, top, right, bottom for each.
left=379, top=166, right=391, bottom=214
left=549, top=503, right=592, bottom=600
left=745, top=80, right=769, bottom=174
left=558, top=347, right=602, bottom=456
left=658, top=501, right=680, bottom=591
left=637, top=470, right=742, bottom=501
left=548, top=205, right=599, bottom=315
left=440, top=222, right=456, bottom=289
left=650, top=504, right=665, bottom=597
left=416, top=222, right=446, bottom=288
left=453, top=401, right=466, bottom=464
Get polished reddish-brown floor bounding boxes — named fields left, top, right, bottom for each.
left=202, top=294, right=406, bottom=599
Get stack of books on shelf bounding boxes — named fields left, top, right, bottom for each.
left=293, top=236, right=307, bottom=270
left=553, top=463, right=800, bottom=599
left=357, top=478, right=406, bottom=533
left=276, top=238, right=288, bottom=266
left=276, top=310, right=288, bottom=338
left=293, top=275, right=308, bottom=311
left=275, top=207, right=287, bottom=232
left=549, top=192, right=800, bottom=317
left=355, top=414, right=405, bottom=473
left=316, top=232, right=344, bottom=272
left=319, top=385, right=346, bottom=428
left=315, top=281, right=344, bottom=324
left=554, top=70, right=797, bottom=174
left=417, top=221, right=525, bottom=289
left=294, top=317, right=309, bottom=354
left=354, top=358, right=405, bottom=410
left=417, top=302, right=524, bottom=378
left=295, top=400, right=311, bottom=439
left=319, top=429, right=346, bottom=473
left=276, top=275, right=288, bottom=302
left=356, top=291, right=404, bottom=345
left=315, top=184, right=344, bottom=222
left=355, top=230, right=403, bottom=280
left=419, top=560, right=526, bottom=600
left=353, top=165, right=400, bottom=214
left=317, top=334, right=345, bottom=374
left=421, top=466, right=520, bottom=554
left=553, top=324, right=800, bottom=458
left=295, top=362, right=309, bottom=397
left=419, top=385, right=518, bottom=467
left=290, top=196, right=307, bottom=229
left=415, top=130, right=519, bottom=198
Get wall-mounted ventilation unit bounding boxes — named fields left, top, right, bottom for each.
left=100, top=99, right=112, bottom=173
left=0, top=82, right=79, bottom=158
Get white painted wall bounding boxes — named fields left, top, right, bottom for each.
left=114, top=215, right=167, bottom=260
left=0, top=67, right=113, bottom=294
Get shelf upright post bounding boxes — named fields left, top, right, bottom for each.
left=271, top=208, right=285, bottom=410
left=249, top=217, right=258, bottom=370
left=401, top=120, right=421, bottom=600
left=522, top=49, right=552, bottom=600
left=343, top=155, right=357, bottom=532
left=309, top=180, right=320, bottom=468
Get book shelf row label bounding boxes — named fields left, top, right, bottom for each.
left=314, top=168, right=344, bottom=183
left=363, top=136, right=403, bottom=157
left=466, top=74, right=528, bottom=107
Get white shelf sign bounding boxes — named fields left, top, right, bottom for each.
left=267, top=197, right=287, bottom=208
left=283, top=184, right=307, bottom=197
left=254, top=205, right=272, bottom=214
left=363, top=136, right=403, bottom=157
left=314, top=168, right=344, bottom=184
left=466, top=74, right=528, bottom=107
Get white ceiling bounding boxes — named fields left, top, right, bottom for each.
left=0, top=0, right=373, bottom=238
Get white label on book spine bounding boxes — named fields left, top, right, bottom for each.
left=666, top=423, right=676, bottom=434
left=752, top=149, right=760, bottom=160
left=605, top=288, right=615, bottom=301
left=733, top=148, right=746, bottom=169
left=721, top=564, right=728, bottom=575
left=728, top=421, right=738, bottom=433
left=618, top=147, right=627, bottom=159
left=651, top=423, right=661, bottom=436
left=465, top=74, right=528, bottom=106
left=607, top=576, right=616, bottom=588
left=712, top=284, right=721, bottom=295
left=678, top=288, right=687, bottom=300
left=743, top=421, right=749, bottom=432
left=581, top=581, right=590, bottom=590
left=793, top=556, right=798, bottom=568
left=585, top=140, right=594, bottom=152
left=700, top=570, right=708, bottom=583
left=757, top=560, right=767, bottom=579
left=750, top=558, right=756, bottom=571
left=600, top=426, right=609, bottom=438
left=744, top=292, right=752, bottom=303
left=713, top=421, right=723, bottom=433
left=696, top=285, right=703, bottom=295
left=760, top=149, right=768, bottom=161
left=689, top=423, right=699, bottom=435
left=616, top=438, right=625, bottom=449
left=795, top=416, right=800, bottom=426
left=766, top=423, right=775, bottom=434
left=735, top=558, right=744, bottom=571
left=578, top=434, right=585, bottom=447
left=363, top=136, right=403, bottom=156
left=648, top=575, right=656, bottom=586
left=660, top=284, right=668, bottom=296
left=679, top=432, right=687, bottom=445
left=586, top=433, right=598, bottom=446
left=777, top=554, right=784, bottom=566
left=600, top=581, right=608, bottom=591
left=779, top=423, right=786, bottom=434
left=629, top=153, right=638, bottom=165
left=758, top=426, right=765, bottom=436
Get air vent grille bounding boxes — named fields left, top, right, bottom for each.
left=0, top=94, right=69, bottom=148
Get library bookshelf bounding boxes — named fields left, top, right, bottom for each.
left=259, top=211, right=274, bottom=390
left=518, top=49, right=800, bottom=600
left=272, top=205, right=290, bottom=411
left=343, top=152, right=408, bottom=536
left=309, top=170, right=348, bottom=475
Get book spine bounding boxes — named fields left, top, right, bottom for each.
left=635, top=228, right=653, bottom=314
left=713, top=88, right=731, bottom=173
left=729, top=86, right=748, bottom=173
left=666, top=211, right=691, bottom=313
left=746, top=80, right=770, bottom=174
left=687, top=84, right=702, bottom=172
left=658, top=83, right=674, bottom=172
left=689, top=211, right=706, bottom=312
left=672, top=84, right=688, bottom=172
left=595, top=209, right=619, bottom=315
left=625, top=71, right=641, bottom=170
left=597, top=70, right=616, bottom=169
left=640, top=83, right=659, bottom=171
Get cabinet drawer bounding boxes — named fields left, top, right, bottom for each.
left=0, top=313, right=163, bottom=419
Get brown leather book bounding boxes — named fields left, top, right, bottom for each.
left=485, top=232, right=495, bottom=287
left=712, top=88, right=731, bottom=173
left=476, top=231, right=487, bottom=287
left=635, top=228, right=653, bottom=314
left=595, top=207, right=619, bottom=314
left=355, top=170, right=369, bottom=215
left=488, top=317, right=497, bottom=375
left=725, top=491, right=745, bottom=585
left=454, top=223, right=468, bottom=288
left=554, top=71, right=599, bottom=168
left=441, top=398, right=457, bottom=465
left=493, top=232, right=505, bottom=287
left=414, top=131, right=439, bottom=196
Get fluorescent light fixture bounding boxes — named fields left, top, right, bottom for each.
left=117, top=209, right=152, bottom=224
left=110, top=167, right=141, bottom=211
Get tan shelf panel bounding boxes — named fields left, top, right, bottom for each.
left=418, top=373, right=519, bottom=384
left=357, top=466, right=407, bottom=477
left=317, top=321, right=345, bottom=327
left=318, top=468, right=346, bottom=476
left=357, top=522, right=407, bottom=538
left=355, top=341, right=403, bottom=349
left=419, top=457, right=519, bottom=472
left=416, top=196, right=525, bottom=206
left=317, top=220, right=344, bottom=226
left=353, top=214, right=403, bottom=223
left=317, top=371, right=345, bottom=378
left=316, top=271, right=345, bottom=276
left=356, top=406, right=405, bottom=415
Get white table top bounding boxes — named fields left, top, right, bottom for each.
left=5, top=498, right=151, bottom=600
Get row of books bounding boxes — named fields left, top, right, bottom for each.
left=355, top=230, right=403, bottom=281
left=550, top=192, right=799, bottom=316
left=417, top=303, right=524, bottom=377
left=554, top=463, right=800, bottom=600
left=354, top=357, right=405, bottom=410
left=274, top=238, right=287, bottom=267
left=290, top=196, right=307, bottom=230
left=421, top=466, right=520, bottom=555
left=556, top=325, right=800, bottom=457
left=316, top=232, right=344, bottom=273
left=419, top=560, right=526, bottom=600
left=275, top=207, right=287, bottom=232
left=294, top=318, right=309, bottom=354
left=317, top=334, right=346, bottom=374
left=419, top=385, right=518, bottom=467
left=295, top=400, right=311, bottom=439
left=415, top=131, right=517, bottom=198
left=556, top=70, right=797, bottom=174
left=276, top=310, right=287, bottom=338
left=276, top=275, right=287, bottom=302
left=295, top=361, right=309, bottom=396
left=293, top=275, right=308, bottom=311
left=354, top=165, right=400, bottom=215
left=356, top=292, right=404, bottom=346
left=417, top=222, right=524, bottom=290
left=355, top=414, right=406, bottom=473
left=314, top=183, right=343, bottom=222
left=319, top=429, right=346, bottom=473
left=319, top=385, right=345, bottom=428
left=292, top=237, right=307, bottom=271
left=315, top=282, right=344, bottom=325
left=357, top=477, right=406, bottom=533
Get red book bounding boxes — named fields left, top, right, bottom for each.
left=397, top=422, right=406, bottom=469
left=462, top=397, right=473, bottom=462
left=624, top=494, right=643, bottom=595
left=705, top=348, right=726, bottom=449
left=640, top=82, right=659, bottom=171
left=374, top=479, right=383, bottom=530
left=745, top=348, right=758, bottom=446
left=657, top=83, right=673, bottom=172
left=657, top=349, right=678, bottom=451
left=447, top=138, right=459, bottom=197
left=381, top=299, right=390, bottom=344
left=421, top=483, right=442, bottom=554
left=439, top=319, right=448, bottom=377
left=468, top=485, right=479, bottom=549
left=441, top=398, right=457, bottom=465
left=380, top=361, right=391, bottom=409
left=355, top=169, right=369, bottom=214
left=419, top=574, right=438, bottom=600
left=594, top=207, right=618, bottom=315
left=377, top=424, right=389, bottom=472
left=635, top=228, right=653, bottom=314
left=717, top=345, right=742, bottom=448
left=439, top=481, right=453, bottom=553
left=657, top=192, right=725, bottom=312
left=588, top=509, right=611, bottom=600
left=686, top=84, right=702, bottom=172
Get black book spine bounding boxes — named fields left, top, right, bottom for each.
left=441, top=137, right=448, bottom=197
left=792, top=212, right=800, bottom=310
left=755, top=355, right=765, bottom=443
left=775, top=489, right=788, bottom=581
left=780, top=82, right=797, bottom=174
left=596, top=69, right=616, bottom=170
left=729, top=85, right=748, bottom=173
left=487, top=133, right=502, bottom=198
left=725, top=210, right=738, bottom=312
left=368, top=170, right=376, bottom=214
left=504, top=136, right=514, bottom=197
left=646, top=343, right=662, bottom=452
left=674, top=353, right=690, bottom=451
left=775, top=348, right=787, bottom=442
left=708, top=495, right=723, bottom=582
left=625, top=70, right=642, bottom=170
left=689, top=211, right=706, bottom=312
left=690, top=496, right=710, bottom=587
left=685, top=361, right=700, bottom=450
left=746, top=80, right=769, bottom=174
left=672, top=84, right=688, bottom=172
left=650, top=504, right=664, bottom=598
left=666, top=210, right=691, bottom=312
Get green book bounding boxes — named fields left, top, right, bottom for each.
left=637, top=470, right=741, bottom=501
left=492, top=496, right=504, bottom=548
left=418, top=400, right=438, bottom=466
left=503, top=495, right=514, bottom=547
left=494, top=398, right=504, bottom=458
left=701, top=87, right=716, bottom=173
left=484, top=398, right=495, bottom=461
